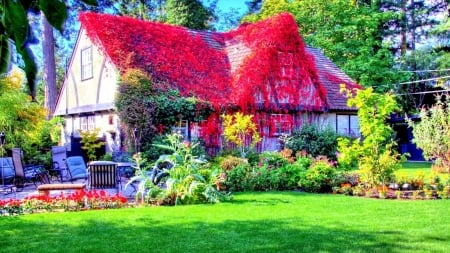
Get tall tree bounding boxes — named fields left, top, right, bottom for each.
left=166, top=0, right=214, bottom=30
left=0, top=0, right=98, bottom=101
left=117, top=0, right=167, bottom=20
left=42, top=14, right=57, bottom=118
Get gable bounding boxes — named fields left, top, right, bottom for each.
left=54, top=29, right=118, bottom=116
left=224, top=13, right=327, bottom=112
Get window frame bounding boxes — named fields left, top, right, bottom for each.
left=270, top=114, right=293, bottom=137
left=80, top=115, right=96, bottom=131
left=336, top=114, right=360, bottom=137
left=81, top=46, right=93, bottom=81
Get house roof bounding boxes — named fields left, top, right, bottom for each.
left=79, top=12, right=359, bottom=112
left=306, top=47, right=361, bottom=111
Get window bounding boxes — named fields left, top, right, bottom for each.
left=336, top=115, right=360, bottom=137
left=80, top=115, right=95, bottom=131
left=278, top=52, right=294, bottom=79
left=270, top=114, right=293, bottom=136
left=173, top=120, right=188, bottom=139
left=81, top=47, right=93, bottom=80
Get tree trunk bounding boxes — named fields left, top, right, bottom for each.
left=42, top=13, right=57, bottom=119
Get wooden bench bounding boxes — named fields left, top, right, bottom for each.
left=37, top=183, right=86, bottom=196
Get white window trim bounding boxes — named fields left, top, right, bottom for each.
left=81, top=46, right=93, bottom=81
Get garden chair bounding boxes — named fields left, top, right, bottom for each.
left=11, top=148, right=49, bottom=191
left=51, top=146, right=69, bottom=182
left=0, top=157, right=16, bottom=193
left=87, top=161, right=119, bottom=192
left=65, top=156, right=88, bottom=183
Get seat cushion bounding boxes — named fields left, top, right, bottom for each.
left=0, top=157, right=15, bottom=178
left=66, top=156, right=88, bottom=180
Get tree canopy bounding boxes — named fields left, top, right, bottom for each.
left=0, top=0, right=98, bottom=100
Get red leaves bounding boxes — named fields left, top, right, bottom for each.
left=227, top=13, right=327, bottom=112
left=80, top=12, right=230, bottom=107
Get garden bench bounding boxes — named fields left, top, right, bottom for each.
left=37, top=183, right=86, bottom=196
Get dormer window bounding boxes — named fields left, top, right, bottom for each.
left=81, top=46, right=93, bottom=80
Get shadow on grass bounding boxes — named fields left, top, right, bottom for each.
left=0, top=211, right=433, bottom=253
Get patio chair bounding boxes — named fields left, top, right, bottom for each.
left=0, top=157, right=16, bottom=192
left=12, top=148, right=49, bottom=191
left=51, top=146, right=69, bottom=182
left=65, top=156, right=88, bottom=183
left=88, top=161, right=119, bottom=192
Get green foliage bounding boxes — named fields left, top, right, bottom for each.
left=221, top=112, right=262, bottom=158
left=223, top=163, right=252, bottom=192
left=219, top=155, right=248, bottom=171
left=125, top=152, right=160, bottom=204
left=0, top=0, right=97, bottom=99
left=259, top=151, right=289, bottom=168
left=298, top=157, right=336, bottom=193
left=283, top=124, right=339, bottom=159
left=79, top=128, right=104, bottom=162
left=222, top=152, right=314, bottom=192
left=337, top=87, right=404, bottom=188
left=115, top=69, right=214, bottom=152
left=127, top=133, right=230, bottom=205
left=166, top=0, right=213, bottom=30
left=0, top=69, right=56, bottom=166
left=407, top=95, right=450, bottom=172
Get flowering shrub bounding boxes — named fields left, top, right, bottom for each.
left=298, top=157, right=337, bottom=193
left=1, top=190, right=128, bottom=216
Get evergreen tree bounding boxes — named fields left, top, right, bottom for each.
left=166, top=0, right=214, bottom=30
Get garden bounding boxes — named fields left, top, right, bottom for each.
left=1, top=74, right=450, bottom=217
left=1, top=192, right=449, bottom=253
left=1, top=53, right=450, bottom=253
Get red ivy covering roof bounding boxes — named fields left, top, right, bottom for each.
left=80, top=12, right=231, bottom=106
left=224, top=13, right=327, bottom=112
left=79, top=12, right=359, bottom=112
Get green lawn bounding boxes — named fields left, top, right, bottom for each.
left=1, top=192, right=449, bottom=253
left=399, top=161, right=433, bottom=176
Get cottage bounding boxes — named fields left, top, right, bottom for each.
left=53, top=12, right=360, bottom=155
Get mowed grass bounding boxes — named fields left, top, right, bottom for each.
left=1, top=192, right=449, bottom=253
left=400, top=161, right=432, bottom=172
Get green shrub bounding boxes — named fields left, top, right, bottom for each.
left=259, top=151, right=290, bottom=168
left=224, top=163, right=252, bottom=192
left=407, top=94, right=450, bottom=173
left=284, top=124, right=339, bottom=159
left=79, top=128, right=105, bottom=162
left=219, top=155, right=249, bottom=171
left=337, top=87, right=404, bottom=188
left=298, top=158, right=337, bottom=193
left=276, top=163, right=304, bottom=190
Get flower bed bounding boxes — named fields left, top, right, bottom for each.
left=0, top=189, right=129, bottom=216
